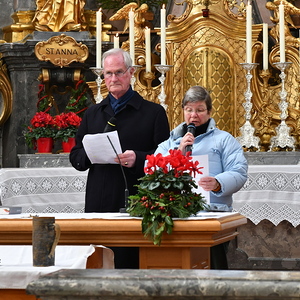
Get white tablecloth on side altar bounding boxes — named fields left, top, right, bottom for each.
left=0, top=245, right=114, bottom=289
left=233, top=165, right=300, bottom=227
left=0, top=167, right=87, bottom=213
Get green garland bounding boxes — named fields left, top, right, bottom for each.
left=65, top=79, right=89, bottom=117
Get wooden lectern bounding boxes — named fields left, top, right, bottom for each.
left=0, top=212, right=247, bottom=269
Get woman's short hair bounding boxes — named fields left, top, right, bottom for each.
left=102, top=48, right=132, bottom=68
left=182, top=86, right=212, bottom=112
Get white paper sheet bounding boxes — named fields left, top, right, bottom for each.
left=192, top=154, right=210, bottom=204
left=82, top=131, right=122, bottom=164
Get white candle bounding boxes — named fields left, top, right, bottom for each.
left=279, top=1, right=285, bottom=62
left=145, top=27, right=151, bottom=73
left=160, top=4, right=166, bottom=65
left=246, top=1, right=252, bottom=63
left=129, top=9, right=135, bottom=64
left=114, top=33, right=119, bottom=49
left=96, top=8, right=102, bottom=68
left=263, top=23, right=269, bottom=70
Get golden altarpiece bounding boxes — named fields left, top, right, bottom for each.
left=88, top=0, right=300, bottom=151
left=1, top=0, right=300, bottom=159
left=129, top=0, right=300, bottom=152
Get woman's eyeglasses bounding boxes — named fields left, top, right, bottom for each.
left=184, top=108, right=207, bottom=114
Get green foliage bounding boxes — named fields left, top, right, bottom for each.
left=36, top=84, right=52, bottom=112
left=55, top=127, right=77, bottom=142
left=23, top=127, right=57, bottom=149
left=65, top=80, right=89, bottom=118
left=127, top=150, right=209, bottom=245
left=127, top=169, right=208, bottom=245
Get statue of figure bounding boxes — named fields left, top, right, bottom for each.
left=109, top=2, right=151, bottom=46
left=266, top=0, right=300, bottom=47
left=32, top=0, right=87, bottom=32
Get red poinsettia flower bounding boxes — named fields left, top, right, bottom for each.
left=54, top=112, right=82, bottom=142
left=54, top=112, right=82, bottom=129
left=128, top=149, right=207, bottom=246
left=23, top=112, right=56, bottom=149
left=30, top=111, right=55, bottom=128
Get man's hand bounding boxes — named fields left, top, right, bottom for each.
left=114, top=150, right=136, bottom=167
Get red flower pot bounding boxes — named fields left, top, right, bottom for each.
left=62, top=137, right=76, bottom=153
left=37, top=137, right=53, bottom=153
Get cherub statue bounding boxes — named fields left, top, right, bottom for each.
left=32, top=0, right=87, bottom=32
left=109, top=2, right=150, bottom=46
left=266, top=0, right=300, bottom=47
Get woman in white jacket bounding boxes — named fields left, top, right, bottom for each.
left=155, top=86, right=248, bottom=269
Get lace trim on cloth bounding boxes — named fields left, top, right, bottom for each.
left=233, top=165, right=300, bottom=227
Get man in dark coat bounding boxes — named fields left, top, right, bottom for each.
left=69, top=48, right=170, bottom=268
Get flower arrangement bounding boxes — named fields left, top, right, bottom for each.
left=127, top=149, right=208, bottom=245
left=23, top=79, right=89, bottom=151
left=54, top=112, right=82, bottom=142
left=23, top=111, right=56, bottom=149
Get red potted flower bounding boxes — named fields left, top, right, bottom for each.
left=127, top=149, right=208, bottom=245
left=54, top=112, right=82, bottom=152
left=23, top=111, right=56, bottom=153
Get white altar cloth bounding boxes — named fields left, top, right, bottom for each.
left=0, top=245, right=113, bottom=289
left=0, top=167, right=87, bottom=213
left=1, top=165, right=300, bottom=226
left=0, top=211, right=236, bottom=220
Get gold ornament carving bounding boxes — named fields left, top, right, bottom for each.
left=109, top=2, right=153, bottom=49
left=32, top=0, right=87, bottom=32
left=160, top=1, right=262, bottom=134
left=34, top=34, right=89, bottom=68
left=2, top=7, right=111, bottom=43
left=266, top=0, right=300, bottom=47
left=224, top=0, right=247, bottom=19
left=2, top=11, right=35, bottom=42
left=247, top=0, right=300, bottom=150
left=0, top=60, right=13, bottom=126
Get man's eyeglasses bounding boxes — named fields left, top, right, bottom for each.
left=184, top=108, right=208, bottom=114
left=103, top=67, right=131, bottom=78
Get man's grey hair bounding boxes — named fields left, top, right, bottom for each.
left=102, top=48, right=132, bottom=68
left=182, top=86, right=212, bottom=112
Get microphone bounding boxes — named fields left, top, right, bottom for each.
left=106, top=135, right=129, bottom=213
left=104, top=117, right=117, bottom=133
left=185, top=123, right=196, bottom=154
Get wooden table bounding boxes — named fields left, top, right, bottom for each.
left=0, top=212, right=246, bottom=269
